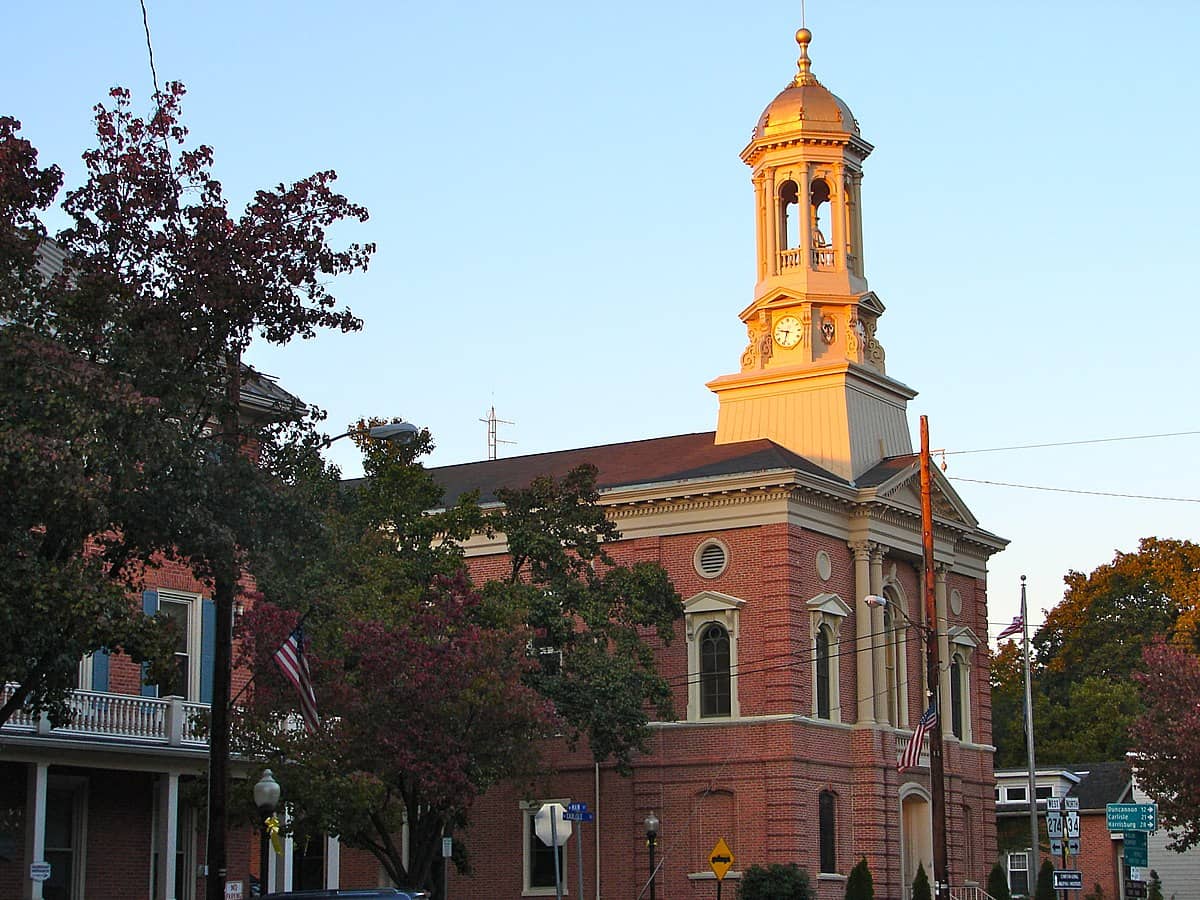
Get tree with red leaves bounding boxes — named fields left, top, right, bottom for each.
left=1132, top=640, right=1200, bottom=850
left=1, top=84, right=373, bottom=899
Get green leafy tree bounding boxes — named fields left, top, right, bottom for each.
left=1035, top=858, right=1055, bottom=900
left=845, top=858, right=874, bottom=900
left=484, top=463, right=684, bottom=770
left=911, top=863, right=932, bottom=900
left=739, top=862, right=812, bottom=900
left=988, top=862, right=1012, bottom=900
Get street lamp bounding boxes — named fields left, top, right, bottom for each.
left=644, top=812, right=660, bottom=900
left=321, top=420, right=419, bottom=447
left=253, top=770, right=281, bottom=897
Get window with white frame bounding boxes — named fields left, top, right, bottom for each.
left=142, top=589, right=215, bottom=702
left=947, top=626, right=979, bottom=743
left=881, top=586, right=910, bottom=728
left=1007, top=851, right=1029, bottom=896
left=522, top=802, right=569, bottom=896
left=807, top=593, right=850, bottom=722
left=683, top=591, right=745, bottom=721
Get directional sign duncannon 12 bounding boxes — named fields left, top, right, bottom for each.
left=1107, top=803, right=1157, bottom=833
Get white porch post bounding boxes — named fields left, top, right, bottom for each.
left=156, top=771, right=180, bottom=900
left=325, top=834, right=340, bottom=888
left=23, top=762, right=48, bottom=900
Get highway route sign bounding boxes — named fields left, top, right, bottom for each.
left=1066, top=811, right=1081, bottom=839
left=1048, top=811, right=1064, bottom=839
left=710, top=838, right=734, bottom=880
left=1125, top=831, right=1148, bottom=867
left=1107, top=803, right=1157, bottom=833
left=1067, top=838, right=1081, bottom=856
left=1050, top=839, right=1063, bottom=856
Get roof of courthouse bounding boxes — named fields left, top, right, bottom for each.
left=427, top=431, right=921, bottom=507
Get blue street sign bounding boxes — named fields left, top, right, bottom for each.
left=566, top=802, right=588, bottom=813
left=563, top=811, right=594, bottom=822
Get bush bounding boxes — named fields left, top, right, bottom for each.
left=912, top=863, right=932, bottom=900
left=738, top=863, right=812, bottom=900
left=1082, top=883, right=1106, bottom=900
left=845, top=858, right=874, bottom=900
left=987, top=862, right=1012, bottom=900
left=1148, top=870, right=1164, bottom=900
left=1035, top=859, right=1055, bottom=900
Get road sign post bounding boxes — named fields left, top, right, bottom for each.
left=710, top=838, right=734, bottom=900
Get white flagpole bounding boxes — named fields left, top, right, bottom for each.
left=1021, top=575, right=1040, bottom=884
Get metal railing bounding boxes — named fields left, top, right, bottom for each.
left=0, top=683, right=208, bottom=748
left=951, top=886, right=996, bottom=900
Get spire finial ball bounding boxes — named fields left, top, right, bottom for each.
left=796, top=27, right=812, bottom=45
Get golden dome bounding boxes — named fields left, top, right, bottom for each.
left=751, top=28, right=860, bottom=141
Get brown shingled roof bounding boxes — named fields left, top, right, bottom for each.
left=428, top=431, right=846, bottom=506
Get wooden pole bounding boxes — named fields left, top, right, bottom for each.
left=920, top=416, right=950, bottom=900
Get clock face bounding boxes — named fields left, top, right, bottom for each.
left=773, top=315, right=802, bottom=348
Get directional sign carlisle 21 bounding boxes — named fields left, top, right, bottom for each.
left=1107, top=803, right=1158, bottom=833
left=710, top=838, right=735, bottom=881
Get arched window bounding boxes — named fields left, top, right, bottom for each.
left=700, top=623, right=731, bottom=718
left=951, top=652, right=967, bottom=740
left=815, top=625, right=832, bottom=720
left=819, top=790, right=837, bottom=874
left=883, top=607, right=900, bottom=726
left=779, top=180, right=800, bottom=250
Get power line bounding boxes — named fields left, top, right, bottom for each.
left=949, top=476, right=1200, bottom=504
left=940, top=429, right=1200, bottom=457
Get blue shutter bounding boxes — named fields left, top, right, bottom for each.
left=91, top=650, right=110, bottom=693
left=199, top=598, right=216, bottom=705
left=141, top=590, right=159, bottom=697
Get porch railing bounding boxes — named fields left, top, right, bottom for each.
left=951, top=886, right=996, bottom=900
left=0, top=683, right=208, bottom=748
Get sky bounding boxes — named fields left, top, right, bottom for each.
left=7, top=0, right=1199, bottom=634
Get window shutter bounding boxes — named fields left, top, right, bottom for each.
left=141, top=590, right=159, bottom=697
left=200, top=598, right=216, bottom=705
left=92, top=650, right=110, bottom=693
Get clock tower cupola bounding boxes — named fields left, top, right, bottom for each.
left=708, top=28, right=916, bottom=481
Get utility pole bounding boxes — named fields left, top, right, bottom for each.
left=920, top=415, right=950, bottom=900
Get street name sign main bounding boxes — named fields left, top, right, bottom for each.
left=1107, top=803, right=1157, bottom=833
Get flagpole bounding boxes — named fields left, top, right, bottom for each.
left=1021, top=576, right=1040, bottom=884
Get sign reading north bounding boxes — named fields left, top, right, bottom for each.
left=709, top=838, right=734, bottom=881
left=1107, top=803, right=1158, bottom=833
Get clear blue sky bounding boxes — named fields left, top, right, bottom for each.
left=7, top=1, right=1199, bottom=632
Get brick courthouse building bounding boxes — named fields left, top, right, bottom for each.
left=433, top=25, right=1006, bottom=900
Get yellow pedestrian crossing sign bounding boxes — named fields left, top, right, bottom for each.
left=709, top=838, right=734, bottom=880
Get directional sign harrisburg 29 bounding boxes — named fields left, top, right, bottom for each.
left=1107, top=803, right=1158, bottom=833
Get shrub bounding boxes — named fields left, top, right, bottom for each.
left=845, top=858, right=874, bottom=900
left=1035, top=859, right=1055, bottom=900
left=738, top=863, right=812, bottom=900
left=912, top=863, right=932, bottom=900
left=987, top=862, right=1012, bottom=900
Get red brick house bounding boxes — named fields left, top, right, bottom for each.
left=428, top=26, right=1007, bottom=900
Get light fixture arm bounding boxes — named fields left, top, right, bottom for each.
left=320, top=421, right=419, bottom=449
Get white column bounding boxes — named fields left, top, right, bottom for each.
left=326, top=834, right=340, bottom=888
left=281, top=810, right=295, bottom=892
left=765, top=169, right=779, bottom=276
left=754, top=174, right=767, bottom=281
left=156, top=772, right=180, bottom=900
left=830, top=165, right=846, bottom=270
left=869, top=545, right=887, bottom=723
left=24, top=763, right=48, bottom=900
left=935, top=566, right=952, bottom=728
left=851, top=541, right=875, bottom=723
left=798, top=167, right=812, bottom=264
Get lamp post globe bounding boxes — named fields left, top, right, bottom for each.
left=644, top=812, right=660, bottom=900
left=253, top=769, right=280, bottom=895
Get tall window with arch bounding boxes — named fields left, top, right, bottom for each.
left=818, top=790, right=837, bottom=874
left=700, top=622, right=732, bottom=718
left=815, top=624, right=833, bottom=720
left=950, top=652, right=967, bottom=740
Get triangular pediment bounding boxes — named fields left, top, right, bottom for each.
left=948, top=625, right=980, bottom=648
left=863, top=461, right=979, bottom=529
left=857, top=291, right=886, bottom=316
left=683, top=590, right=747, bottom=615
left=807, top=592, right=851, bottom=617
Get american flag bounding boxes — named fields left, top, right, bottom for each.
left=898, top=704, right=937, bottom=772
left=273, top=626, right=320, bottom=734
left=997, top=614, right=1024, bottom=641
